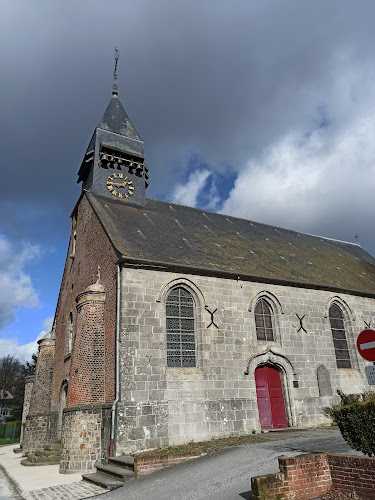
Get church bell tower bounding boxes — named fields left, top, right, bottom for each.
left=77, top=49, right=149, bottom=204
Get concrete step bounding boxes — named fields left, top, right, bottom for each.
left=82, top=472, right=124, bottom=491
left=95, top=464, right=135, bottom=482
left=108, top=455, right=134, bottom=471
left=21, top=457, right=60, bottom=466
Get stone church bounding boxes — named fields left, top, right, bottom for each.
left=23, top=78, right=375, bottom=474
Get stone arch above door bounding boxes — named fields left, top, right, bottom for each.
left=246, top=349, right=297, bottom=427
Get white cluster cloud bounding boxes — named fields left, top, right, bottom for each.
left=0, top=317, right=53, bottom=364
left=221, top=83, right=375, bottom=245
left=0, top=235, right=40, bottom=330
left=171, top=169, right=212, bottom=207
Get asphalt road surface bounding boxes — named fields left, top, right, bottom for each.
left=101, top=429, right=361, bottom=500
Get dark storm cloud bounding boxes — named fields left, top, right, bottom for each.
left=1, top=0, right=375, bottom=254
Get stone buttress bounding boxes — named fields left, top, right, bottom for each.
left=23, top=331, right=55, bottom=455
left=59, top=275, right=111, bottom=474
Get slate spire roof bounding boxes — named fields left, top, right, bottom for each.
left=96, top=96, right=142, bottom=141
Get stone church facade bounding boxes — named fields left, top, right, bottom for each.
left=23, top=84, right=375, bottom=474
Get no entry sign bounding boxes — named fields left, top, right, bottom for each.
left=357, top=329, right=375, bottom=362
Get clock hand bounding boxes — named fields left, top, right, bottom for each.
left=107, top=181, right=127, bottom=188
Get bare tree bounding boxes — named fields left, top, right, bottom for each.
left=0, top=355, right=23, bottom=410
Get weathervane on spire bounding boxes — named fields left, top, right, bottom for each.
left=112, top=47, right=119, bottom=97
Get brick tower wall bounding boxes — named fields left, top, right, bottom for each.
left=49, top=194, right=118, bottom=442
left=60, top=280, right=111, bottom=473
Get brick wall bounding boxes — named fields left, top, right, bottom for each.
left=67, top=285, right=106, bottom=406
left=328, top=454, right=375, bottom=499
left=252, top=454, right=332, bottom=500
left=134, top=453, right=203, bottom=476
left=251, top=453, right=375, bottom=500
left=50, top=194, right=118, bottom=418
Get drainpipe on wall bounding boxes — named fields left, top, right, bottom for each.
left=110, top=264, right=121, bottom=457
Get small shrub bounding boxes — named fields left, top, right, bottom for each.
left=324, top=391, right=375, bottom=456
left=251, top=429, right=256, bottom=434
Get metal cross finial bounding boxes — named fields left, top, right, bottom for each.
left=355, top=234, right=359, bottom=244
left=112, top=47, right=119, bottom=97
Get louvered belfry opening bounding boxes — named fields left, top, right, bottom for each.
left=166, top=287, right=196, bottom=367
left=329, top=304, right=351, bottom=369
left=255, top=298, right=275, bottom=341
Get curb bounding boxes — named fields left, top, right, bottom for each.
left=0, top=462, right=26, bottom=499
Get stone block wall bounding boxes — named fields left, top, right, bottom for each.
left=60, top=404, right=111, bottom=474
left=23, top=414, right=50, bottom=455
left=23, top=333, right=55, bottom=455
left=116, top=267, right=375, bottom=454
left=20, top=376, right=34, bottom=446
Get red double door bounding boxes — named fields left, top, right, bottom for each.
left=255, top=365, right=288, bottom=429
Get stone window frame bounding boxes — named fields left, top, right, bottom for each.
left=69, top=213, right=77, bottom=259
left=64, top=311, right=74, bottom=360
left=249, top=291, right=283, bottom=345
left=328, top=303, right=352, bottom=369
left=158, top=278, right=205, bottom=371
left=324, top=296, right=358, bottom=371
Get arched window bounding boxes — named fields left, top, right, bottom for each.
left=255, top=298, right=274, bottom=341
left=329, top=304, right=351, bottom=369
left=166, top=287, right=196, bottom=367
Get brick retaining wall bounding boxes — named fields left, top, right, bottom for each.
left=328, top=454, right=375, bottom=499
left=134, top=453, right=203, bottom=476
left=251, top=453, right=375, bottom=500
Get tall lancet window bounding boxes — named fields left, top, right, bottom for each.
left=329, top=304, right=351, bottom=369
left=65, top=312, right=74, bottom=357
left=166, top=287, right=196, bottom=368
left=255, top=298, right=275, bottom=341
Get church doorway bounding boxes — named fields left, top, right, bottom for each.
left=255, top=364, right=288, bottom=429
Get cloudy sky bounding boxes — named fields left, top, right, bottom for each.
left=1, top=0, right=375, bottom=362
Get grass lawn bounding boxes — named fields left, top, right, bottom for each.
left=133, top=429, right=304, bottom=458
left=0, top=438, right=20, bottom=446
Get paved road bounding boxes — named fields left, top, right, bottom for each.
left=101, top=429, right=360, bottom=500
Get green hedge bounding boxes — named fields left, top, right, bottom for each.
left=0, top=421, right=21, bottom=441
left=327, top=395, right=375, bottom=457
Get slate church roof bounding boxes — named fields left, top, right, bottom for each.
left=86, top=192, right=375, bottom=297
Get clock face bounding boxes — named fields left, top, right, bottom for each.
left=107, top=173, right=135, bottom=199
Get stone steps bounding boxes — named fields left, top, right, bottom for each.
left=21, top=441, right=61, bottom=467
left=82, top=454, right=135, bottom=491
left=82, top=473, right=124, bottom=491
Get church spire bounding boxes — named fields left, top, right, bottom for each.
left=112, top=47, right=119, bottom=97
left=77, top=49, right=149, bottom=204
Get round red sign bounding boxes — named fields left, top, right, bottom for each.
left=357, top=329, right=375, bottom=362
